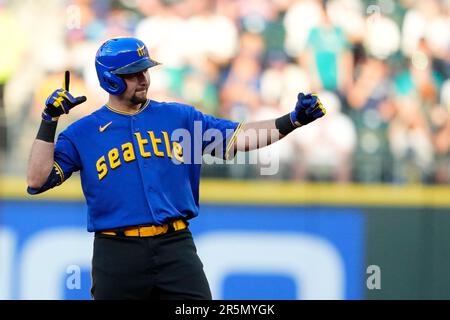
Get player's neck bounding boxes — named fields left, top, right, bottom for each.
left=107, top=96, right=144, bottom=113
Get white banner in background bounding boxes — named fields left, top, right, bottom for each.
left=196, top=232, right=345, bottom=300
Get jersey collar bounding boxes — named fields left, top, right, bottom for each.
left=105, top=99, right=151, bottom=116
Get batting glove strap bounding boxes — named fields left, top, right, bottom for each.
left=41, top=110, right=60, bottom=122
left=275, top=113, right=297, bottom=136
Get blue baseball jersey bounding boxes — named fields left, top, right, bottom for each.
left=49, top=100, right=241, bottom=232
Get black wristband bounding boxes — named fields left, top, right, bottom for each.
left=36, top=120, right=58, bottom=142
left=275, top=113, right=297, bottom=136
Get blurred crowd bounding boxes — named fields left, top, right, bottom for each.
left=1, top=0, right=449, bottom=184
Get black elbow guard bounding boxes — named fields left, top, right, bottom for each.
left=27, top=164, right=64, bottom=195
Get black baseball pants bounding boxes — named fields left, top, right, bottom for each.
left=91, top=227, right=212, bottom=300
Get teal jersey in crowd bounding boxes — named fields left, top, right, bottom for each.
left=306, top=26, right=349, bottom=91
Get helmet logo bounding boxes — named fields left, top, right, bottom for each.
left=137, top=44, right=147, bottom=57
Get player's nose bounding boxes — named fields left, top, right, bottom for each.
left=137, top=70, right=149, bottom=86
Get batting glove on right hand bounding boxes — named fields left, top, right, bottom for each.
left=290, top=93, right=326, bottom=127
left=42, top=71, right=87, bottom=122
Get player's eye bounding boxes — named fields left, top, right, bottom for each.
left=121, top=71, right=147, bottom=80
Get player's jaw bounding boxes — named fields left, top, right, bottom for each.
left=122, top=71, right=150, bottom=105
left=130, top=85, right=148, bottom=104
left=130, top=89, right=147, bottom=104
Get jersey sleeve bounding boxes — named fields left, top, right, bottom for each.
left=27, top=130, right=81, bottom=195
left=191, top=108, right=243, bottom=160
left=53, top=130, right=82, bottom=181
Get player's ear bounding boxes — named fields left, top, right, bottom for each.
left=102, top=71, right=126, bottom=95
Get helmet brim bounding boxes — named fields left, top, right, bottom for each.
left=112, top=57, right=161, bottom=75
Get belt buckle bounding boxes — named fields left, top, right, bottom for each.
left=172, top=219, right=186, bottom=231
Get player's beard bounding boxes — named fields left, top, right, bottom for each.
left=130, top=95, right=147, bottom=105
left=130, top=90, right=147, bottom=105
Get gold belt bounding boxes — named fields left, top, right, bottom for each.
left=100, top=219, right=187, bottom=237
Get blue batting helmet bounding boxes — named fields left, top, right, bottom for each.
left=95, top=37, right=160, bottom=95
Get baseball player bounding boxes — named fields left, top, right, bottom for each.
left=26, top=37, right=326, bottom=300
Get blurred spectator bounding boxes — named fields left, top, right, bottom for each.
left=364, top=11, right=401, bottom=60
left=238, top=31, right=266, bottom=61
left=347, top=56, right=395, bottom=182
left=433, top=108, right=450, bottom=184
left=179, top=59, right=220, bottom=115
left=389, top=96, right=434, bottom=183
left=326, top=0, right=365, bottom=44
left=292, top=91, right=357, bottom=182
left=183, top=0, right=238, bottom=66
left=220, top=33, right=265, bottom=121
left=1, top=0, right=450, bottom=184
left=394, top=39, right=443, bottom=113
left=135, top=2, right=189, bottom=68
left=0, top=2, right=26, bottom=168
left=401, top=0, right=448, bottom=58
left=428, top=78, right=450, bottom=183
left=220, top=54, right=262, bottom=121
left=301, top=2, right=353, bottom=94
left=260, top=52, right=311, bottom=114
left=388, top=37, right=441, bottom=183
left=283, top=0, right=322, bottom=57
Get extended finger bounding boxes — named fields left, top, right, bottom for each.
left=297, top=92, right=306, bottom=101
left=63, top=70, right=70, bottom=91
left=74, top=96, right=87, bottom=105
